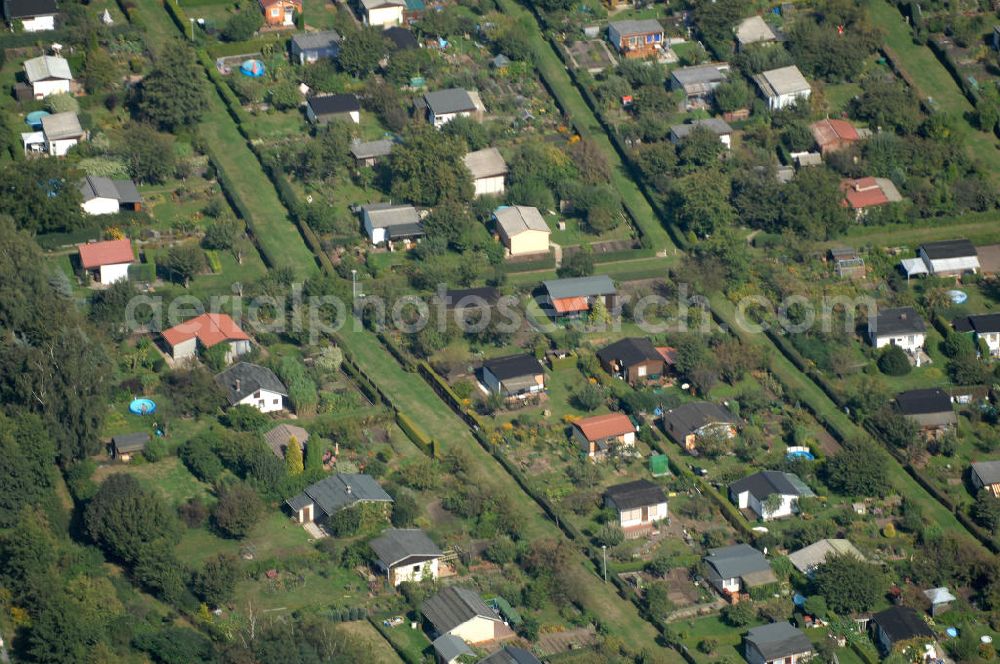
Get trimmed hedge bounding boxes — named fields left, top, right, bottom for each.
left=206, top=36, right=290, bottom=58
left=592, top=246, right=657, bottom=264
left=198, top=49, right=251, bottom=126
left=163, top=0, right=189, bottom=34
left=396, top=411, right=436, bottom=458
left=35, top=226, right=103, bottom=250
left=500, top=252, right=556, bottom=274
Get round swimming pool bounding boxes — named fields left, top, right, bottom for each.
left=129, top=398, right=156, bottom=415
left=786, top=450, right=816, bottom=461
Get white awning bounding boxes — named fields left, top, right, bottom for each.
left=900, top=258, right=928, bottom=276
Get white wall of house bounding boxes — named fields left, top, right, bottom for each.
left=32, top=79, right=70, bottom=99
left=473, top=175, right=505, bottom=197
left=617, top=501, right=668, bottom=528
left=363, top=214, right=387, bottom=245
left=169, top=337, right=199, bottom=361
left=21, top=15, right=56, bottom=31
left=366, top=5, right=403, bottom=26
left=430, top=110, right=470, bottom=128
left=504, top=229, right=550, bottom=257
left=388, top=558, right=439, bottom=586
left=83, top=197, right=121, bottom=216
left=976, top=331, right=1000, bottom=357
left=767, top=88, right=810, bottom=110
left=235, top=388, right=284, bottom=413
left=448, top=617, right=498, bottom=645
left=871, top=332, right=925, bottom=353
left=743, top=493, right=797, bottom=521
left=746, top=642, right=811, bottom=664
left=49, top=137, right=79, bottom=156
left=99, top=263, right=131, bottom=284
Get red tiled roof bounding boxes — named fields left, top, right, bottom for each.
left=77, top=239, right=134, bottom=269
left=810, top=118, right=859, bottom=147
left=575, top=412, right=634, bottom=442
left=161, top=313, right=250, bottom=349
left=841, top=178, right=889, bottom=209
left=552, top=296, right=589, bottom=313
left=656, top=346, right=677, bottom=366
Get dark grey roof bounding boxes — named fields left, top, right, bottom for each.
left=421, top=586, right=500, bottom=635
left=5, top=0, right=57, bottom=19
left=424, top=88, right=476, bottom=115
left=432, top=634, right=472, bottom=662
left=920, top=239, right=977, bottom=260
left=308, top=93, right=360, bottom=116
left=291, top=30, right=341, bottom=51
left=704, top=544, right=771, bottom=579
left=215, top=362, right=287, bottom=404
left=663, top=402, right=737, bottom=436
left=895, top=388, right=952, bottom=415
left=872, top=606, right=934, bottom=643
left=384, top=26, right=418, bottom=50
left=671, top=63, right=728, bottom=87
left=745, top=622, right=813, bottom=660
left=729, top=470, right=814, bottom=502
left=952, top=315, right=975, bottom=333
left=872, top=306, right=925, bottom=337
left=350, top=138, right=394, bottom=160
left=286, top=473, right=393, bottom=517
left=670, top=118, right=733, bottom=139
left=480, top=646, right=543, bottom=664
left=112, top=432, right=150, bottom=453
left=442, top=287, right=501, bottom=309
left=79, top=176, right=140, bottom=204
left=972, top=460, right=1000, bottom=485
left=605, top=479, right=666, bottom=510
left=542, top=275, right=616, bottom=300
left=596, top=337, right=662, bottom=368
left=969, top=313, right=1000, bottom=334
left=385, top=222, right=425, bottom=240
left=369, top=528, right=442, bottom=567
left=482, top=353, right=544, bottom=381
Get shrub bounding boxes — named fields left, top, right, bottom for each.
left=877, top=345, right=911, bottom=376
left=179, top=435, right=224, bottom=483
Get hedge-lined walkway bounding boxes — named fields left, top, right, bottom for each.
left=336, top=321, right=664, bottom=651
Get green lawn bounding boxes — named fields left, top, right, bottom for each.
left=93, top=456, right=212, bottom=508
left=175, top=511, right=314, bottom=566
left=868, top=0, right=1000, bottom=179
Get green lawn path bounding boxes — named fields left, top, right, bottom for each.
left=496, top=0, right=677, bottom=254
left=710, top=293, right=987, bottom=544
left=336, top=321, right=663, bottom=652
left=869, top=0, right=1000, bottom=180
left=133, top=0, right=318, bottom=279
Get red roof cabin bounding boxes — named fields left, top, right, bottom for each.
left=259, top=0, right=300, bottom=26
left=77, top=238, right=135, bottom=285
left=160, top=313, right=252, bottom=363
left=840, top=177, right=902, bottom=218
left=573, top=412, right=636, bottom=459
left=810, top=118, right=860, bottom=155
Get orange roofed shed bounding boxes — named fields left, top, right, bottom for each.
left=77, top=239, right=135, bottom=285
left=161, top=313, right=252, bottom=363
left=574, top=412, right=636, bottom=458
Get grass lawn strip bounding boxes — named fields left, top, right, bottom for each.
left=335, top=322, right=663, bottom=652
left=496, top=0, right=676, bottom=254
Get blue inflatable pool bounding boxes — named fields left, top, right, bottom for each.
left=129, top=398, right=156, bottom=415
